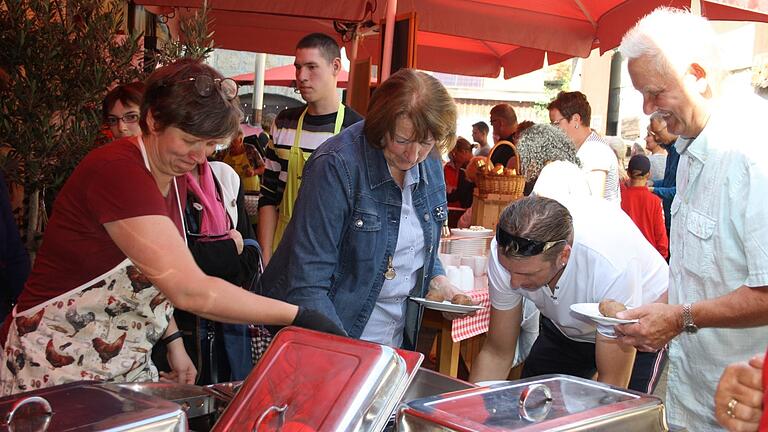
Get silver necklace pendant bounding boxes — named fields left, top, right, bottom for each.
left=384, top=256, right=396, bottom=280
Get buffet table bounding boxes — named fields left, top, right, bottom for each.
left=422, top=278, right=491, bottom=377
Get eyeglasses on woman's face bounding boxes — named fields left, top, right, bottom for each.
left=105, top=113, right=140, bottom=126
left=496, top=226, right=566, bottom=257
left=171, top=75, right=239, bottom=101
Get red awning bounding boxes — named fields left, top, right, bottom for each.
left=136, top=0, right=768, bottom=79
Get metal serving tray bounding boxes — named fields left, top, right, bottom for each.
left=213, top=327, right=423, bottom=432
left=107, top=382, right=218, bottom=419
left=398, top=374, right=676, bottom=432
left=0, top=381, right=186, bottom=432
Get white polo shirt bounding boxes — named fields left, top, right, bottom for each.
left=488, top=196, right=668, bottom=341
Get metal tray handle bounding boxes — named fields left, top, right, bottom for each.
left=252, top=403, right=287, bottom=432
left=518, top=383, right=553, bottom=422
left=5, top=395, right=53, bottom=431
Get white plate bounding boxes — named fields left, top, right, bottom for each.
left=410, top=297, right=484, bottom=314
left=451, top=228, right=493, bottom=238
left=570, top=303, right=639, bottom=325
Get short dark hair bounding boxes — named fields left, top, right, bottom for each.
left=472, top=121, right=489, bottom=134
left=364, top=69, right=456, bottom=155
left=455, top=137, right=474, bottom=153
left=547, top=91, right=592, bottom=127
left=498, top=196, right=573, bottom=262
left=102, top=82, right=145, bottom=121
left=296, top=33, right=341, bottom=64
left=140, top=58, right=242, bottom=140
left=490, top=104, right=518, bottom=130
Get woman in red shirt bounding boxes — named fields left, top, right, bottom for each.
left=0, top=59, right=341, bottom=396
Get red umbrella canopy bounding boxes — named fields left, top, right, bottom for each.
left=137, top=0, right=768, bottom=79
left=230, top=64, right=351, bottom=88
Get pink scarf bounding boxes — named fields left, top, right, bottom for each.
left=184, top=161, right=231, bottom=237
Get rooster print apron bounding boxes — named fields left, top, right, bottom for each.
left=272, top=105, right=345, bottom=252
left=0, top=138, right=181, bottom=395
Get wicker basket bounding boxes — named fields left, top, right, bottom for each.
left=476, top=141, right=525, bottom=197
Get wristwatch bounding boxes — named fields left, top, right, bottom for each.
left=681, top=303, right=698, bottom=334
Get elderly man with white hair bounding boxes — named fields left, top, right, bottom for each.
left=614, top=7, right=768, bottom=431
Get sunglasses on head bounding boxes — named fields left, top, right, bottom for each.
left=166, top=75, right=239, bottom=101
left=496, top=226, right=566, bottom=257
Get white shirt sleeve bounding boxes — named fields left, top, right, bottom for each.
left=488, top=238, right=523, bottom=310
left=578, top=142, right=614, bottom=174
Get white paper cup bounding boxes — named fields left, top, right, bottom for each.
left=439, top=253, right=461, bottom=267
left=472, top=255, right=488, bottom=276
left=445, top=265, right=461, bottom=288
left=458, top=265, right=474, bottom=292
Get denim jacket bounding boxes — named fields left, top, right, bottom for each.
left=260, top=121, right=447, bottom=349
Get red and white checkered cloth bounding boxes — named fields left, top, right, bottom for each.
left=451, top=290, right=491, bottom=342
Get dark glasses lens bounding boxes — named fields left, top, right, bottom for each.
left=496, top=226, right=565, bottom=257
left=106, top=113, right=140, bottom=126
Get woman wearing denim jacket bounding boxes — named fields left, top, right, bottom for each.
left=260, top=69, right=464, bottom=349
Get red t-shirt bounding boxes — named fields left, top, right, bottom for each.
left=2, top=138, right=184, bottom=340
left=620, top=186, right=669, bottom=259
left=444, top=163, right=460, bottom=207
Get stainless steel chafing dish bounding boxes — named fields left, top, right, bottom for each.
left=212, top=327, right=425, bottom=431
left=0, top=381, right=186, bottom=432
left=398, top=374, right=687, bottom=431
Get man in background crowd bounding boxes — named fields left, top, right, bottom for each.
left=647, top=112, right=679, bottom=238
left=472, top=121, right=491, bottom=157
left=488, top=104, right=518, bottom=168
left=258, top=33, right=362, bottom=263
left=548, top=91, right=621, bottom=204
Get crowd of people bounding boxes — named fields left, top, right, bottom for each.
left=1, top=7, right=768, bottom=432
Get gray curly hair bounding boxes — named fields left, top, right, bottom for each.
left=516, top=124, right=581, bottom=182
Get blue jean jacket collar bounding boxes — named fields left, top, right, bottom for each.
left=363, top=140, right=432, bottom=190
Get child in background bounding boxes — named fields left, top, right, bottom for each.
left=620, top=155, right=668, bottom=259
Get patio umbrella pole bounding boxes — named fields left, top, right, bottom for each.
left=380, top=0, right=398, bottom=82
left=346, top=28, right=361, bottom=104
left=251, top=53, right=266, bottom=126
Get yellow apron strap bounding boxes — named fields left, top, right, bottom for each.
left=273, top=105, right=345, bottom=251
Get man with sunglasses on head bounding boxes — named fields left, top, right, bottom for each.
left=258, top=33, right=362, bottom=264
left=470, top=196, right=668, bottom=392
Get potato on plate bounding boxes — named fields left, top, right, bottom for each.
left=598, top=299, right=626, bottom=318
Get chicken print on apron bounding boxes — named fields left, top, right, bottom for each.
left=0, top=137, right=182, bottom=395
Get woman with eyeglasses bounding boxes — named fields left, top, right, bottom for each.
left=0, top=59, right=343, bottom=396
left=260, top=69, right=466, bottom=350
left=102, top=82, right=145, bottom=139
left=469, top=195, right=669, bottom=393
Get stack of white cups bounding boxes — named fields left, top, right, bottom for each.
left=440, top=253, right=488, bottom=293
left=445, top=265, right=474, bottom=292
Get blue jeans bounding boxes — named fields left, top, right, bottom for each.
left=200, top=320, right=253, bottom=382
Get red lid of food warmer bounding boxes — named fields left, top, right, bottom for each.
left=213, top=326, right=422, bottom=432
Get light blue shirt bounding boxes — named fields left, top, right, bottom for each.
left=666, top=91, right=768, bottom=431
left=360, top=166, right=425, bottom=346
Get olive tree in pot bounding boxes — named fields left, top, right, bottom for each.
left=0, top=0, right=145, bottom=257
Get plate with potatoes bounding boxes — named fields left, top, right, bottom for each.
left=410, top=292, right=484, bottom=314
left=570, top=300, right=639, bottom=325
